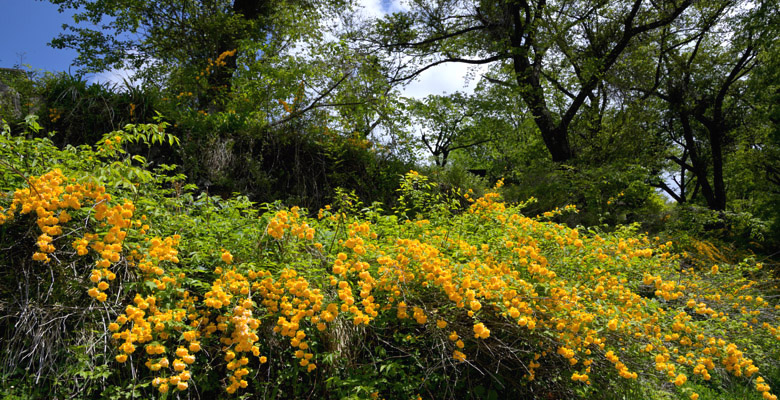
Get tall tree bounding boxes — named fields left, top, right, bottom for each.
left=623, top=0, right=777, bottom=210
left=48, top=0, right=351, bottom=109
left=362, top=0, right=692, bottom=162
left=408, top=92, right=494, bottom=167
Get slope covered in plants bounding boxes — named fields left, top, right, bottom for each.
left=0, top=123, right=777, bottom=399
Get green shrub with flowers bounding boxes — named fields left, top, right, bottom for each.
left=0, top=119, right=778, bottom=399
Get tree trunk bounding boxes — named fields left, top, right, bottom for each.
left=679, top=109, right=720, bottom=210
left=202, top=0, right=271, bottom=110
left=507, top=2, right=574, bottom=162
left=709, top=126, right=727, bottom=210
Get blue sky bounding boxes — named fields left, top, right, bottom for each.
left=0, top=0, right=81, bottom=73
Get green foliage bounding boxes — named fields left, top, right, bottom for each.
left=425, top=164, right=490, bottom=200
left=47, top=0, right=357, bottom=112
left=0, top=0, right=777, bottom=398
left=54, top=75, right=143, bottom=131
left=3, top=123, right=778, bottom=399
left=0, top=68, right=36, bottom=123
left=168, top=107, right=408, bottom=209
left=365, top=0, right=697, bottom=162
left=497, top=160, right=665, bottom=229
left=664, top=205, right=771, bottom=250
left=407, top=92, right=494, bottom=167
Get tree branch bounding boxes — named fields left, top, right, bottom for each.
left=483, top=75, right=514, bottom=87
left=389, top=54, right=509, bottom=84
left=271, top=71, right=352, bottom=126
left=667, top=155, right=695, bottom=172
left=651, top=180, right=682, bottom=203
left=561, top=0, right=693, bottom=128
left=384, top=24, right=488, bottom=49
left=541, top=70, right=576, bottom=99
left=449, top=138, right=493, bottom=152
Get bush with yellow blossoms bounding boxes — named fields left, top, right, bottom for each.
left=1, top=122, right=778, bottom=399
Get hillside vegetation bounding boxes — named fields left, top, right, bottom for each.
left=0, top=0, right=778, bottom=398
left=0, top=122, right=778, bottom=399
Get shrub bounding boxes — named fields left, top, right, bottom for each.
left=1, top=124, right=778, bottom=399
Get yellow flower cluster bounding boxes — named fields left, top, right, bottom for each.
left=756, top=377, right=778, bottom=400
left=267, top=209, right=292, bottom=239
left=97, top=135, right=123, bottom=154
left=196, top=49, right=237, bottom=83
left=86, top=199, right=136, bottom=301
left=48, top=107, right=63, bottom=122
left=112, top=265, right=194, bottom=393
left=0, top=170, right=139, bottom=302
left=5, top=170, right=776, bottom=398
left=107, top=181, right=780, bottom=399
left=1, top=170, right=80, bottom=261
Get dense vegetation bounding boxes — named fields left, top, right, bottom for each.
left=0, top=0, right=777, bottom=399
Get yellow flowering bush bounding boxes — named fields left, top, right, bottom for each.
left=1, top=134, right=778, bottom=399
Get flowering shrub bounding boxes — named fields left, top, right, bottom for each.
left=1, top=126, right=778, bottom=399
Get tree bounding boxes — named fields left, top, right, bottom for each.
left=623, top=0, right=777, bottom=211
left=362, top=0, right=692, bottom=162
left=47, top=0, right=351, bottom=109
left=407, top=92, right=494, bottom=167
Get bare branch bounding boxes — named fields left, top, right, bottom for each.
left=270, top=71, right=353, bottom=126
left=651, top=180, right=683, bottom=203
left=384, top=24, right=488, bottom=48
left=389, top=54, right=509, bottom=84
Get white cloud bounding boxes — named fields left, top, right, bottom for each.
left=357, top=0, right=406, bottom=17
left=357, top=0, right=386, bottom=18
left=88, top=68, right=140, bottom=89
left=401, top=63, right=488, bottom=99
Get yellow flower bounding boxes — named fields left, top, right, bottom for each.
left=173, top=359, right=186, bottom=372
left=221, top=250, right=233, bottom=264
left=473, top=323, right=490, bottom=339
left=607, top=319, right=618, bottom=331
